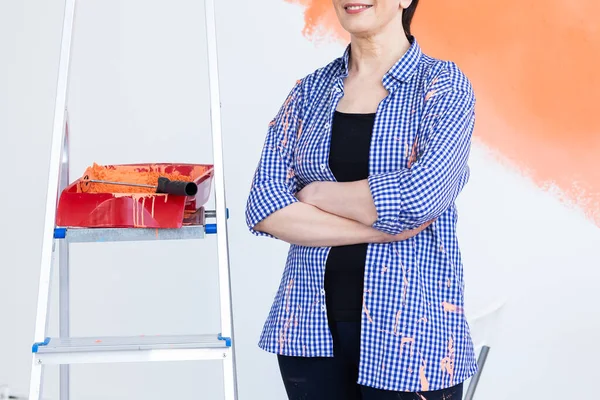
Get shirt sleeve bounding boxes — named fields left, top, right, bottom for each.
left=367, top=70, right=476, bottom=235
left=245, top=80, right=303, bottom=238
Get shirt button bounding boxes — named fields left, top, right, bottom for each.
left=321, top=305, right=326, bottom=312
left=320, top=164, right=326, bottom=171
left=320, top=289, right=325, bottom=295
left=325, top=123, right=330, bottom=129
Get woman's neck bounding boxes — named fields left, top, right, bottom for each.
left=348, top=26, right=411, bottom=78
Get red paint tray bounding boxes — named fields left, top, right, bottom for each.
left=56, top=163, right=214, bottom=229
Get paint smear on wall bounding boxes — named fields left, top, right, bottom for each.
left=285, top=0, right=600, bottom=226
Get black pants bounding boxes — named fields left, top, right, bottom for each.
left=278, top=321, right=463, bottom=400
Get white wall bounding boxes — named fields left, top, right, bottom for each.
left=1, top=1, right=599, bottom=399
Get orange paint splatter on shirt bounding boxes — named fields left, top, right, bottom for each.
left=440, top=335, right=455, bottom=386
left=401, top=262, right=408, bottom=305
left=363, top=289, right=374, bottom=323
left=297, top=119, right=304, bottom=139
left=407, top=136, right=419, bottom=168
left=424, top=89, right=437, bottom=102
left=442, top=301, right=457, bottom=313
left=278, top=311, right=293, bottom=354
left=419, top=359, right=430, bottom=391
left=393, top=310, right=402, bottom=335
left=285, top=0, right=600, bottom=227
left=285, top=279, right=294, bottom=313
left=442, top=301, right=463, bottom=314
left=400, top=337, right=415, bottom=357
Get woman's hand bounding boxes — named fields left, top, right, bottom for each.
left=385, top=219, right=434, bottom=242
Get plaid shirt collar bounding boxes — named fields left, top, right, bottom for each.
left=336, top=36, right=423, bottom=87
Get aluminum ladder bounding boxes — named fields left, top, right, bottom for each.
left=27, top=0, right=237, bottom=399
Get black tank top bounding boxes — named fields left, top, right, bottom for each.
left=324, top=110, right=375, bottom=322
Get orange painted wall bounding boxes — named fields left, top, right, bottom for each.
left=286, top=0, right=600, bottom=226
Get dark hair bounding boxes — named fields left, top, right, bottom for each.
left=402, top=0, right=419, bottom=38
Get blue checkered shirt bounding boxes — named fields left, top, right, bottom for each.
left=245, top=39, right=478, bottom=392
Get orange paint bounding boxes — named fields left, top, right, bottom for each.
left=442, top=301, right=463, bottom=314
left=285, top=0, right=347, bottom=42
left=279, top=280, right=297, bottom=354
left=393, top=310, right=402, bottom=334
left=401, top=261, right=408, bottom=305
left=440, top=336, right=455, bottom=386
left=419, top=359, right=430, bottom=391
left=441, top=301, right=457, bottom=313
left=407, top=136, right=419, bottom=168
left=113, top=193, right=156, bottom=228
left=141, top=196, right=146, bottom=226
left=424, top=89, right=437, bottom=102
left=363, top=289, right=374, bottom=323
left=285, top=0, right=600, bottom=226
left=285, top=279, right=294, bottom=314
left=400, top=337, right=415, bottom=357
left=80, top=163, right=193, bottom=194
left=278, top=312, right=293, bottom=354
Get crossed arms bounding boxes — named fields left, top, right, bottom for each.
left=245, top=75, right=475, bottom=248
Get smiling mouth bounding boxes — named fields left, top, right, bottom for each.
left=344, top=4, right=373, bottom=12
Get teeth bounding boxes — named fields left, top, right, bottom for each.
left=346, top=5, right=370, bottom=10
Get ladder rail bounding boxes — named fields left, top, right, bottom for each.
left=205, top=0, right=233, bottom=339
left=29, top=0, right=77, bottom=398
left=204, top=1, right=239, bottom=399
left=58, top=113, right=71, bottom=400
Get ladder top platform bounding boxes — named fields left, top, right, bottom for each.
left=54, top=224, right=208, bottom=243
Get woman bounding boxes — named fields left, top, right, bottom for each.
left=245, top=0, right=477, bottom=398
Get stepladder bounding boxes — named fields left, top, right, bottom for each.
left=28, top=0, right=238, bottom=399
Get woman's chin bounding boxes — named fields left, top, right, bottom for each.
left=340, top=23, right=374, bottom=38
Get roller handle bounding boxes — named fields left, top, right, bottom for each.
left=156, top=177, right=198, bottom=196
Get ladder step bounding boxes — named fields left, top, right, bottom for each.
left=32, top=334, right=232, bottom=365
left=54, top=225, right=208, bottom=243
